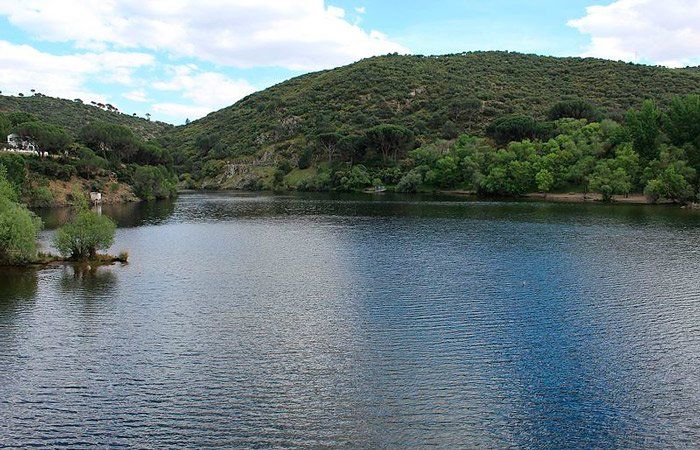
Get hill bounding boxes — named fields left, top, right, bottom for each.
left=171, top=51, right=700, bottom=160
left=0, top=94, right=172, bottom=140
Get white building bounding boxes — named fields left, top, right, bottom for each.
left=4, top=133, right=39, bottom=155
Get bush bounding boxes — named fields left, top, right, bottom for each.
left=644, top=166, right=695, bottom=203
left=0, top=197, right=42, bottom=265
left=396, top=169, right=423, bottom=192
left=486, top=115, right=548, bottom=146
left=298, top=148, right=313, bottom=169
left=547, top=99, right=601, bottom=122
left=54, top=210, right=116, bottom=259
left=28, top=186, right=54, bottom=208
left=132, top=165, right=177, bottom=200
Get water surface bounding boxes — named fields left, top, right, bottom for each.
left=1, top=192, right=700, bottom=448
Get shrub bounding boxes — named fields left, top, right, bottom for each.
left=28, top=186, right=54, bottom=208
left=486, top=115, right=548, bottom=146
left=54, top=210, right=116, bottom=259
left=132, top=165, right=177, bottom=200
left=396, top=169, right=423, bottom=193
left=644, top=166, right=695, bottom=203
left=548, top=99, right=601, bottom=122
left=0, top=197, right=42, bottom=265
left=298, top=148, right=313, bottom=169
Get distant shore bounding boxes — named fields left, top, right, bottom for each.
left=438, top=190, right=700, bottom=207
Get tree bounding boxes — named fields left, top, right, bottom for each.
left=194, top=133, right=222, bottom=157
left=364, top=124, right=414, bottom=163
left=7, top=111, right=36, bottom=126
left=0, top=166, right=42, bottom=265
left=297, top=148, right=313, bottom=169
left=80, top=122, right=138, bottom=161
left=132, top=165, right=177, bottom=200
left=54, top=210, right=116, bottom=260
left=535, top=169, right=555, bottom=196
left=0, top=113, right=10, bottom=138
left=317, top=132, right=342, bottom=165
left=486, top=115, right=547, bottom=146
left=396, top=169, right=423, bottom=193
left=588, top=160, right=632, bottom=201
left=664, top=94, right=700, bottom=147
left=548, top=99, right=601, bottom=122
left=626, top=99, right=663, bottom=161
left=14, top=121, right=71, bottom=154
left=441, top=120, right=459, bottom=139
left=644, top=166, right=695, bottom=203
left=338, top=135, right=365, bottom=165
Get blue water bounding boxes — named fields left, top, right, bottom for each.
left=1, top=192, right=699, bottom=448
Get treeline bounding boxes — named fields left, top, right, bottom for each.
left=0, top=111, right=177, bottom=204
left=262, top=95, right=700, bottom=203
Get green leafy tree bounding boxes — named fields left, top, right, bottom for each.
left=365, top=124, right=415, bottom=163
left=664, top=94, right=700, bottom=147
left=0, top=166, right=42, bottom=265
left=338, top=165, right=371, bottom=191
left=7, top=112, right=37, bottom=127
left=14, top=121, right=71, bottom=154
left=80, top=122, right=138, bottom=161
left=588, top=160, right=632, bottom=201
left=644, top=166, right=695, bottom=203
left=132, top=165, right=177, bottom=200
left=54, top=210, right=116, bottom=260
left=0, top=113, right=10, bottom=138
left=626, top=99, right=663, bottom=161
left=535, top=169, right=555, bottom=195
left=486, top=115, right=547, bottom=146
left=396, top=169, right=423, bottom=193
left=297, top=148, right=313, bottom=170
left=547, top=99, right=601, bottom=122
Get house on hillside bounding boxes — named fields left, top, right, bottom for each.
left=4, top=133, right=41, bottom=155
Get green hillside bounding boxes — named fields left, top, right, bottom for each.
left=0, top=94, right=171, bottom=140
left=171, top=51, right=700, bottom=160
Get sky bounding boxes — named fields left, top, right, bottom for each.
left=0, top=0, right=698, bottom=125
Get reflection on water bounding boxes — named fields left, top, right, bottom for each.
left=2, top=192, right=700, bottom=448
left=35, top=198, right=176, bottom=229
left=57, top=264, right=118, bottom=295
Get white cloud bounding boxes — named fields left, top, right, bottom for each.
left=0, top=40, right=154, bottom=102
left=355, top=6, right=366, bottom=14
left=568, top=0, right=700, bottom=67
left=123, top=90, right=149, bottom=102
left=0, top=0, right=407, bottom=70
left=151, top=65, right=257, bottom=122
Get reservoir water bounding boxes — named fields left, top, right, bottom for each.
left=1, top=192, right=699, bottom=448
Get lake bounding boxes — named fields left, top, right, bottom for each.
left=1, top=192, right=700, bottom=448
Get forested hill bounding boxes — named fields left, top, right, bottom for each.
left=171, top=51, right=700, bottom=157
left=0, top=94, right=171, bottom=140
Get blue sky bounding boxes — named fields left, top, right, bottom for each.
left=0, top=0, right=698, bottom=124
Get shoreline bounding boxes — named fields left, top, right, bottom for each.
left=2, top=254, right=128, bottom=271
left=189, top=188, right=698, bottom=208
left=439, top=190, right=697, bottom=207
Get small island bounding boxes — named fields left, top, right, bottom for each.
left=0, top=168, right=127, bottom=268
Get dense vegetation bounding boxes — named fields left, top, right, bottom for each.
left=0, top=165, right=42, bottom=265
left=0, top=167, right=120, bottom=266
left=0, top=110, right=177, bottom=205
left=0, top=94, right=171, bottom=139
left=252, top=95, right=699, bottom=203
left=169, top=51, right=700, bottom=181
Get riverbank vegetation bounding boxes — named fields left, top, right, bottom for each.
left=0, top=110, right=177, bottom=206
left=0, top=167, right=126, bottom=267
left=191, top=94, right=700, bottom=204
